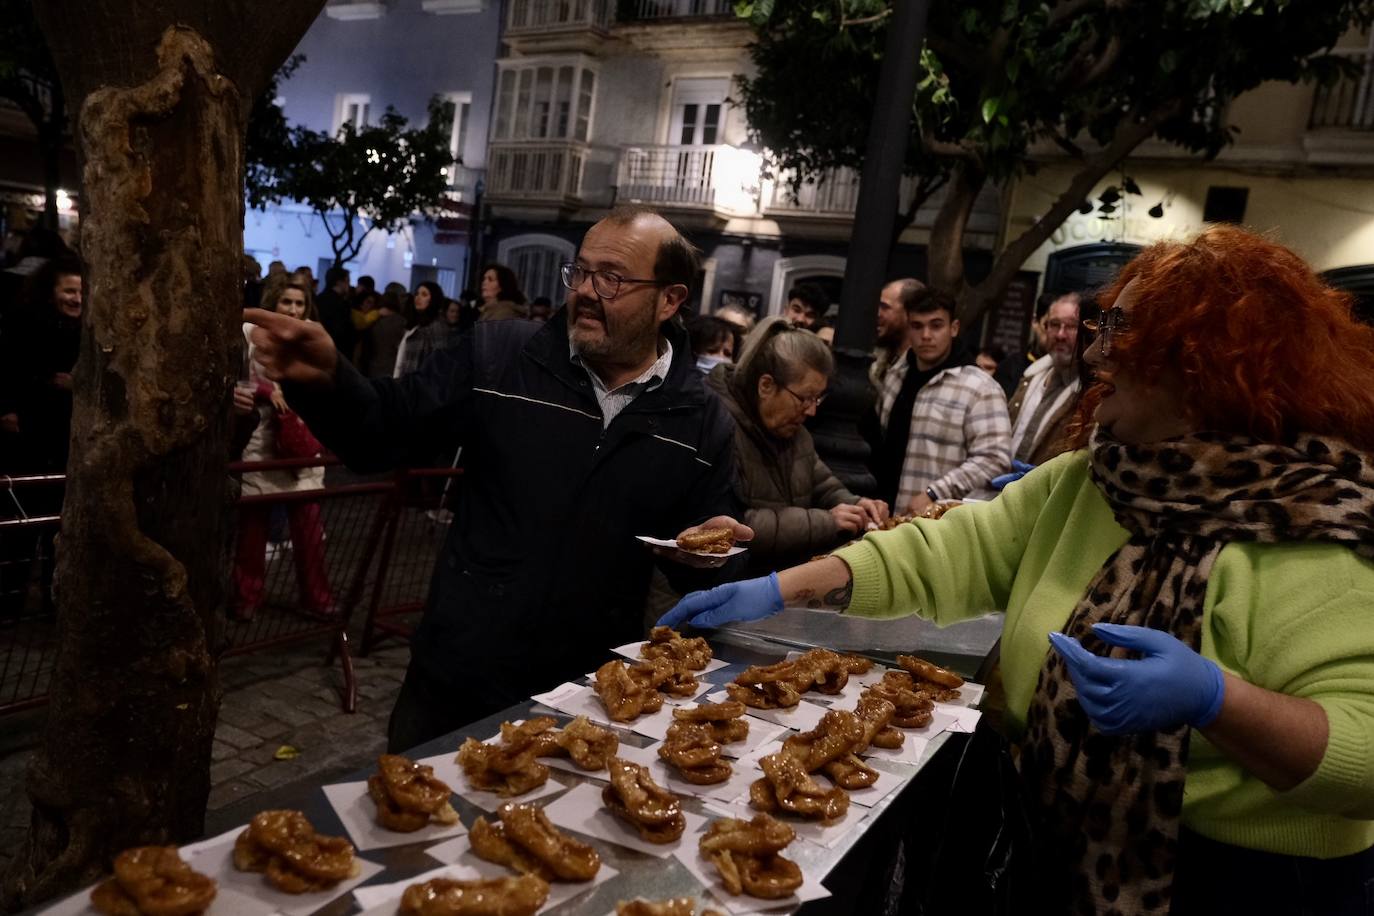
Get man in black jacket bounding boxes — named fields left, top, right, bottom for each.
left=246, top=206, right=748, bottom=750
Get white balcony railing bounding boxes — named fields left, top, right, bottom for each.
left=1310, top=48, right=1374, bottom=131
left=617, top=145, right=761, bottom=214
left=486, top=142, right=586, bottom=203
left=621, top=0, right=734, bottom=20
left=765, top=166, right=864, bottom=215
left=506, top=0, right=613, bottom=32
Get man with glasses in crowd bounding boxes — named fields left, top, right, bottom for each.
left=245, top=205, right=748, bottom=749
left=1006, top=291, right=1089, bottom=468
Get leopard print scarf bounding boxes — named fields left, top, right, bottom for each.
left=1019, top=429, right=1374, bottom=915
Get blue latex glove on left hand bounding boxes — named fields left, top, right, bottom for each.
left=1047, top=622, right=1225, bottom=735
left=991, top=460, right=1036, bottom=491
left=656, top=573, right=784, bottom=630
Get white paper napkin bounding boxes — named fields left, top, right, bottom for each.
left=541, top=782, right=709, bottom=859
left=614, top=743, right=762, bottom=807
left=634, top=536, right=747, bottom=560
left=412, top=835, right=617, bottom=913
left=416, top=751, right=568, bottom=811
left=703, top=690, right=830, bottom=733
left=672, top=843, right=830, bottom=915
left=38, top=883, right=270, bottom=916
left=611, top=639, right=732, bottom=675
left=322, top=780, right=468, bottom=851
left=182, top=829, right=385, bottom=916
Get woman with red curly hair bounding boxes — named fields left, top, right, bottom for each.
left=660, top=224, right=1374, bottom=913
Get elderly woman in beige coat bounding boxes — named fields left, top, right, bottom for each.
left=707, top=317, right=888, bottom=572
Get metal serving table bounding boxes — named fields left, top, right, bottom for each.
left=204, top=624, right=1001, bottom=916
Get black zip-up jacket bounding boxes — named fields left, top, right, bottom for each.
left=286, top=310, right=741, bottom=701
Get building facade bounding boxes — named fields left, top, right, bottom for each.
left=243, top=0, right=502, bottom=296
left=1002, top=28, right=1374, bottom=320
left=481, top=0, right=1000, bottom=318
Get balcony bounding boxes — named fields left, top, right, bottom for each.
left=1304, top=47, right=1374, bottom=165
left=764, top=167, right=863, bottom=216
left=505, top=0, right=612, bottom=53
left=617, top=145, right=762, bottom=216
left=1310, top=50, right=1374, bottom=131
left=486, top=142, right=587, bottom=209
left=616, top=0, right=733, bottom=20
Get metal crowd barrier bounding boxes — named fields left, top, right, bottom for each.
left=0, top=460, right=460, bottom=718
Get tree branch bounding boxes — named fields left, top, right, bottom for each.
left=1070, top=33, right=1122, bottom=91
left=841, top=9, right=891, bottom=28
left=922, top=132, right=983, bottom=164
left=1048, top=128, right=1086, bottom=159
left=965, top=101, right=1180, bottom=320
left=1048, top=0, right=1104, bottom=28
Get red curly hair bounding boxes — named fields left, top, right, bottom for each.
left=1063, top=224, right=1374, bottom=451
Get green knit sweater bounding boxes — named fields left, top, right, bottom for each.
left=834, top=449, right=1374, bottom=859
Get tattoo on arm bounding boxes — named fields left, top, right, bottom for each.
left=806, top=577, right=854, bottom=610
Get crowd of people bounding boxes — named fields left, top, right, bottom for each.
left=8, top=201, right=1374, bottom=911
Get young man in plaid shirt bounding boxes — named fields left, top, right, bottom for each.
left=879, top=288, right=1011, bottom=516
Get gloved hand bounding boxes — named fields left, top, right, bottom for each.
left=656, top=573, right=785, bottom=630
left=1047, top=622, right=1225, bottom=735
left=991, top=460, right=1036, bottom=490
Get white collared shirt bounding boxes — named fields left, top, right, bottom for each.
left=570, top=338, right=674, bottom=427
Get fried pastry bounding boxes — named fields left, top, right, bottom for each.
left=399, top=875, right=549, bottom=916
left=469, top=816, right=553, bottom=881
left=781, top=710, right=866, bottom=772
left=822, top=753, right=879, bottom=790
left=675, top=527, right=734, bottom=553
left=470, top=802, right=600, bottom=882
left=896, top=653, right=965, bottom=701
left=919, top=500, right=963, bottom=520
left=602, top=756, right=686, bottom=843
left=367, top=754, right=459, bottom=832
left=616, top=900, right=723, bottom=916
left=863, top=675, right=936, bottom=728
left=641, top=626, right=714, bottom=670
left=749, top=753, right=849, bottom=823
left=659, top=722, right=732, bottom=784
left=698, top=815, right=803, bottom=900
left=671, top=700, right=749, bottom=744
left=232, top=810, right=359, bottom=893
left=853, top=695, right=904, bottom=752
left=90, top=846, right=216, bottom=916
left=596, top=659, right=665, bottom=722
left=540, top=715, right=619, bottom=770
left=456, top=718, right=554, bottom=797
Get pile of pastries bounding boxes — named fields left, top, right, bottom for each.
left=656, top=700, right=750, bottom=785
left=457, top=718, right=555, bottom=797
left=469, top=801, right=601, bottom=883
left=90, top=847, right=216, bottom=916
left=232, top=810, right=360, bottom=893
left=368, top=754, right=458, bottom=832
left=726, top=648, right=871, bottom=709
left=594, top=627, right=717, bottom=722
left=603, top=756, right=686, bottom=843
left=699, top=814, right=803, bottom=899
left=399, top=875, right=549, bottom=916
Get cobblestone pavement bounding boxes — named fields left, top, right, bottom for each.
left=0, top=636, right=411, bottom=876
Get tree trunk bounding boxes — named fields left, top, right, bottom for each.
left=925, top=160, right=986, bottom=308
left=3, top=1, right=324, bottom=907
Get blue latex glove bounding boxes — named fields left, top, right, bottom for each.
left=1047, top=622, right=1225, bottom=735
left=990, top=460, right=1036, bottom=491
left=656, top=573, right=784, bottom=630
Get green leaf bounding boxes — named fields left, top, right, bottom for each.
left=982, top=97, right=1001, bottom=124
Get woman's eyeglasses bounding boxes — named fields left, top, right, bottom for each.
left=1082, top=307, right=1129, bottom=357
left=781, top=384, right=826, bottom=410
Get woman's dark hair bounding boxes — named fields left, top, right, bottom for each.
left=405, top=281, right=446, bottom=329
left=481, top=263, right=526, bottom=306
left=687, top=315, right=737, bottom=358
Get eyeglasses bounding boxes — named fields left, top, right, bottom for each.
left=1081, top=307, right=1129, bottom=357
left=781, top=384, right=827, bottom=411
left=560, top=263, right=668, bottom=300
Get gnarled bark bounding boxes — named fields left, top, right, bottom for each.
left=2, top=1, right=325, bottom=907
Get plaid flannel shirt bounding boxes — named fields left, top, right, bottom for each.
left=896, top=364, right=1011, bottom=509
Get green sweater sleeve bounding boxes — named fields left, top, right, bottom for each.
left=833, top=451, right=1073, bottom=623
left=1207, top=543, right=1374, bottom=819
